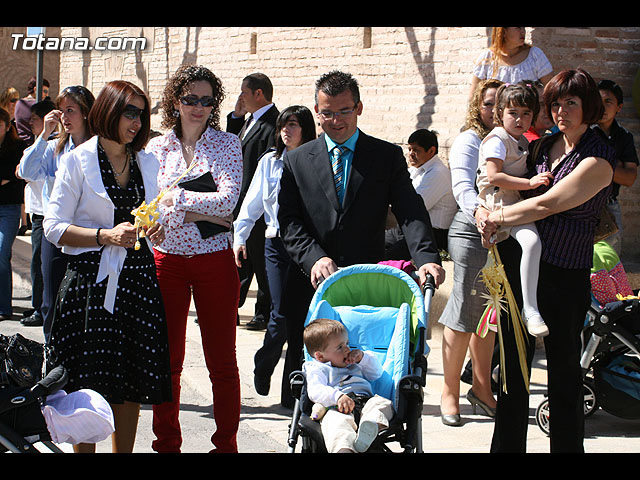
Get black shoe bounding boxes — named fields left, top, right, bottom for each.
left=254, top=375, right=270, bottom=396
left=0, top=314, right=11, bottom=321
left=246, top=317, right=267, bottom=330
left=22, top=308, right=36, bottom=318
left=21, top=313, right=43, bottom=326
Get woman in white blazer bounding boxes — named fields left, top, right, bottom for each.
left=43, top=80, right=171, bottom=453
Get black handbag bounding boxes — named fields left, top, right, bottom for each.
left=179, top=172, right=230, bottom=239
left=0, top=333, right=44, bottom=388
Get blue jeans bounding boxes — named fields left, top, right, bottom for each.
left=0, top=204, right=21, bottom=316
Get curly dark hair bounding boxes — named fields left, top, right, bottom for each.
left=159, top=64, right=225, bottom=136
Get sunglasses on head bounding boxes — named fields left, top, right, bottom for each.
left=122, top=104, right=145, bottom=120
left=62, top=85, right=90, bottom=97
left=179, top=95, right=215, bottom=107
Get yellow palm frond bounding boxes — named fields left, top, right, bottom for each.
left=130, top=160, right=200, bottom=250
left=479, top=246, right=530, bottom=394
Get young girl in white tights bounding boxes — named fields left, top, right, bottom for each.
left=476, top=82, right=553, bottom=337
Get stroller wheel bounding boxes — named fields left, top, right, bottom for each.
left=536, top=380, right=599, bottom=436
left=535, top=398, right=550, bottom=436
left=583, top=380, right=599, bottom=418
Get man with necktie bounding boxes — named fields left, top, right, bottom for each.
left=227, top=73, right=279, bottom=330
left=277, top=70, right=444, bottom=407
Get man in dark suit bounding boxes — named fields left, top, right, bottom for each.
left=227, top=73, right=279, bottom=330
left=277, top=70, right=445, bottom=408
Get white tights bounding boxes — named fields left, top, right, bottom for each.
left=510, top=223, right=542, bottom=319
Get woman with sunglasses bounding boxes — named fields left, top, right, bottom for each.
left=43, top=80, right=171, bottom=453
left=145, top=64, right=243, bottom=453
left=18, top=85, right=95, bottom=336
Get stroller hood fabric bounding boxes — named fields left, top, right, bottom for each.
left=41, top=389, right=115, bottom=444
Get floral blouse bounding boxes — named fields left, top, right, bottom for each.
left=145, top=127, right=242, bottom=256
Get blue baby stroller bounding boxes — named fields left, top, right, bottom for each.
left=286, top=263, right=435, bottom=453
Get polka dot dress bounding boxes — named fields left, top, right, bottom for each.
left=50, top=143, right=172, bottom=405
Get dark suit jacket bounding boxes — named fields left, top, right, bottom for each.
left=278, top=130, right=441, bottom=276
left=226, top=105, right=279, bottom=211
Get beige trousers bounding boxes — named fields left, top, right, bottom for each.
left=320, top=394, right=394, bottom=453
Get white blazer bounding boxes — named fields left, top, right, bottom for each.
left=43, top=135, right=160, bottom=313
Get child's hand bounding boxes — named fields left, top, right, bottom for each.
left=337, top=394, right=355, bottom=414
left=528, top=172, right=554, bottom=189
left=346, top=349, right=363, bottom=365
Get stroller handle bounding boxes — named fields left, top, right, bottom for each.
left=600, top=298, right=640, bottom=324
left=30, top=365, right=68, bottom=399
left=422, top=273, right=436, bottom=295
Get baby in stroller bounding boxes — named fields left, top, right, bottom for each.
left=303, top=318, right=394, bottom=453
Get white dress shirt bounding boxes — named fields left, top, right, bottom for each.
left=409, top=154, right=457, bottom=230
left=19, top=134, right=77, bottom=211
left=238, top=103, right=274, bottom=139
left=233, top=147, right=284, bottom=246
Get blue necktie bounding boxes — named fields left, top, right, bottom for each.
left=331, top=146, right=346, bottom=203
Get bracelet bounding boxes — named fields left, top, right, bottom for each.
left=96, top=228, right=103, bottom=247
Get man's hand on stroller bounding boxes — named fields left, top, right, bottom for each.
left=337, top=394, right=356, bottom=414
left=311, top=256, right=338, bottom=289
left=418, top=262, right=445, bottom=289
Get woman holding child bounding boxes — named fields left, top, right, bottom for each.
left=478, top=69, right=616, bottom=452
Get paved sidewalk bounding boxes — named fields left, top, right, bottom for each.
left=7, top=234, right=640, bottom=453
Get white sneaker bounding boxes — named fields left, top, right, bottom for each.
left=524, top=311, right=549, bottom=337
left=354, top=420, right=378, bottom=453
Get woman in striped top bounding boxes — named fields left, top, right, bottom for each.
left=478, top=69, right=616, bottom=453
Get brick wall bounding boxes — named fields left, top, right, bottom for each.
left=54, top=26, right=640, bottom=260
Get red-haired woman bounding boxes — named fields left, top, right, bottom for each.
left=43, top=80, right=171, bottom=453
left=470, top=27, right=553, bottom=99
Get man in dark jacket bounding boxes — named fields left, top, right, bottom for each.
left=227, top=73, right=279, bottom=330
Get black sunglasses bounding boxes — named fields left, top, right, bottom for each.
left=122, top=105, right=146, bottom=120
left=61, top=85, right=90, bottom=97
left=179, top=95, right=215, bottom=107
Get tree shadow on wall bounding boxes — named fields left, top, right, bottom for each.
left=404, top=27, right=437, bottom=134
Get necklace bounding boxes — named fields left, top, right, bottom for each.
left=108, top=150, right=129, bottom=177
left=99, top=141, right=132, bottom=188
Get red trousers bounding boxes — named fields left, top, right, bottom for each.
left=152, top=248, right=241, bottom=453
